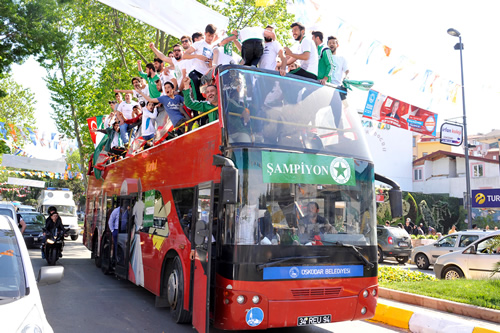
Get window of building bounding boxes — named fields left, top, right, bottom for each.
left=414, top=168, right=423, bottom=181
left=423, top=152, right=428, bottom=157
left=472, top=163, right=484, bottom=178
left=412, top=137, right=416, bottom=147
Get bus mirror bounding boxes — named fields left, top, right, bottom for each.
left=389, top=189, right=403, bottom=218
left=194, top=220, right=210, bottom=246
left=221, top=165, right=238, bottom=204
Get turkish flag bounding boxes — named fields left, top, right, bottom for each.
left=87, top=117, right=98, bottom=145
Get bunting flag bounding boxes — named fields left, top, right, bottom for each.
left=0, top=122, right=6, bottom=140
left=0, top=169, right=83, bottom=180
left=8, top=124, right=17, bottom=143
left=26, top=127, right=37, bottom=145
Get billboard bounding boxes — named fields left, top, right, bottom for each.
left=363, top=90, right=438, bottom=136
left=472, top=189, right=500, bottom=208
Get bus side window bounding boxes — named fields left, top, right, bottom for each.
left=172, top=188, right=195, bottom=240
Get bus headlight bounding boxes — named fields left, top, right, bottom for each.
left=361, top=307, right=367, bottom=315
left=236, top=295, right=246, bottom=304
left=362, top=290, right=369, bottom=298
left=252, top=295, right=260, bottom=304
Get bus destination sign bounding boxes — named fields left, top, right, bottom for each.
left=263, top=265, right=364, bottom=280
left=262, top=151, right=356, bottom=186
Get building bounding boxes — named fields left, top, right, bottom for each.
left=412, top=150, right=500, bottom=198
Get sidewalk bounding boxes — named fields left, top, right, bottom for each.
left=370, top=288, right=500, bottom=333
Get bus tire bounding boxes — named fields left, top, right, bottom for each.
left=167, top=257, right=191, bottom=323
left=101, top=235, right=113, bottom=275
left=93, top=236, right=101, bottom=268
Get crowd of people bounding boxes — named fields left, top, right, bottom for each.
left=93, top=22, right=350, bottom=160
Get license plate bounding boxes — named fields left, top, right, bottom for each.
left=399, top=242, right=408, bottom=247
left=34, top=237, right=38, bottom=241
left=297, top=315, right=331, bottom=326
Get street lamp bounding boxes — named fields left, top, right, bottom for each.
left=447, top=28, right=472, bottom=229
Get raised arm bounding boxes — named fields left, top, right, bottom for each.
left=183, top=45, right=210, bottom=62
left=149, top=42, right=174, bottom=66
left=135, top=87, right=159, bottom=103
left=263, top=29, right=276, bottom=41
left=284, top=46, right=310, bottom=61
left=114, top=89, right=134, bottom=94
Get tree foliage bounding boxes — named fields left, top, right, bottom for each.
left=0, top=74, right=37, bottom=147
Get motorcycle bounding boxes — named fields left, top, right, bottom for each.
left=43, top=228, right=69, bottom=266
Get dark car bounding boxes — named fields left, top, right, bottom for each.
left=19, top=212, right=45, bottom=248
left=377, top=225, right=412, bottom=264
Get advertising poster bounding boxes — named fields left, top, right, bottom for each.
left=363, top=90, right=438, bottom=136
left=143, top=190, right=155, bottom=227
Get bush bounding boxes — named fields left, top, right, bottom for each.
left=426, top=235, right=438, bottom=240
left=416, top=235, right=426, bottom=239
left=410, top=234, right=417, bottom=239
left=378, top=266, right=436, bottom=283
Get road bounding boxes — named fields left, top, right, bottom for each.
left=29, top=241, right=406, bottom=333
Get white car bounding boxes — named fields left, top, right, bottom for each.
left=0, top=215, right=64, bottom=332
left=410, top=230, right=492, bottom=269
left=434, top=230, right=500, bottom=279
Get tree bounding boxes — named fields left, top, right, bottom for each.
left=204, top=0, right=295, bottom=46
left=0, top=75, right=37, bottom=147
left=0, top=0, right=61, bottom=97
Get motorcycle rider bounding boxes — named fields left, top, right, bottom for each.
left=41, top=207, right=65, bottom=259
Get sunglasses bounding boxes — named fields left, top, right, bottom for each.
left=173, top=49, right=182, bottom=52
left=181, top=39, right=189, bottom=43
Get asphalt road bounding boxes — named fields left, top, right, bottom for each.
left=29, top=241, right=405, bottom=333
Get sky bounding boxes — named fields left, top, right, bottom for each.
left=10, top=0, right=500, bottom=156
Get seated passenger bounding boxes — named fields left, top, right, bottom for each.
left=182, top=76, right=218, bottom=124
left=298, top=202, right=336, bottom=238
left=92, top=122, right=125, bottom=158
left=135, top=82, right=188, bottom=134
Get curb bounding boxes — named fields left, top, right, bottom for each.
left=369, top=288, right=500, bottom=333
left=379, top=287, right=500, bottom=324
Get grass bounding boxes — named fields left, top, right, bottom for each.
left=379, top=276, right=500, bottom=310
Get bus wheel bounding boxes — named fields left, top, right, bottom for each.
left=167, top=257, right=191, bottom=323
left=93, top=237, right=101, bottom=268
left=101, top=236, right=113, bottom=275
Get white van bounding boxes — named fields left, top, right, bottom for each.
left=38, top=188, right=80, bottom=241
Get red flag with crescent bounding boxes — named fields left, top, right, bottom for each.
left=87, top=117, right=98, bottom=144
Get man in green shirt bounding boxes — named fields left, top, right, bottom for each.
left=137, top=60, right=161, bottom=98
left=182, top=76, right=218, bottom=125
left=312, top=31, right=334, bottom=85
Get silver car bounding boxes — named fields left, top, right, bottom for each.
left=411, top=230, right=492, bottom=270
left=434, top=231, right=500, bottom=279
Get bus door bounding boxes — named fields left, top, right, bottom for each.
left=115, top=195, right=135, bottom=279
left=191, top=182, right=214, bottom=333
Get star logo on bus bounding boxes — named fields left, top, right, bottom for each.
left=330, top=157, right=351, bottom=184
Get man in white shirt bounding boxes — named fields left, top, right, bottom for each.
left=258, top=25, right=286, bottom=75
left=284, top=22, right=318, bottom=80
left=114, top=77, right=149, bottom=108
left=116, top=92, right=139, bottom=145
left=183, top=24, right=218, bottom=100
left=327, top=36, right=349, bottom=99
left=220, top=26, right=276, bottom=67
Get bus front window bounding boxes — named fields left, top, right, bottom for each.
left=223, top=150, right=376, bottom=247
left=220, top=67, right=371, bottom=161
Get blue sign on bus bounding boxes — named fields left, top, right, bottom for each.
left=472, top=189, right=500, bottom=208
left=263, top=265, right=364, bottom=280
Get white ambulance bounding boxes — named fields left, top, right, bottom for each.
left=38, top=188, right=80, bottom=241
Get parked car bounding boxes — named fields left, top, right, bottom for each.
left=0, top=214, right=64, bottom=332
left=434, top=231, right=500, bottom=279
left=0, top=201, right=18, bottom=224
left=17, top=204, right=37, bottom=212
left=20, top=211, right=46, bottom=248
left=411, top=230, right=492, bottom=270
left=377, top=225, right=412, bottom=264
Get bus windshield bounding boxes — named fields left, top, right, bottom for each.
left=222, top=149, right=376, bottom=247
left=220, top=67, right=371, bottom=161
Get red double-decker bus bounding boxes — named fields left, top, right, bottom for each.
left=84, top=65, right=401, bottom=332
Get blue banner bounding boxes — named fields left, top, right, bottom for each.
left=263, top=265, right=364, bottom=280
left=472, top=189, right=500, bottom=208
left=363, top=90, right=379, bottom=118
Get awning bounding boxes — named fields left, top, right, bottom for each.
left=97, top=0, right=228, bottom=39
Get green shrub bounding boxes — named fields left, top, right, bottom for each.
left=416, top=235, right=426, bottom=239
left=410, top=234, right=417, bottom=239
left=378, top=266, right=436, bottom=283
left=426, top=235, right=438, bottom=240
